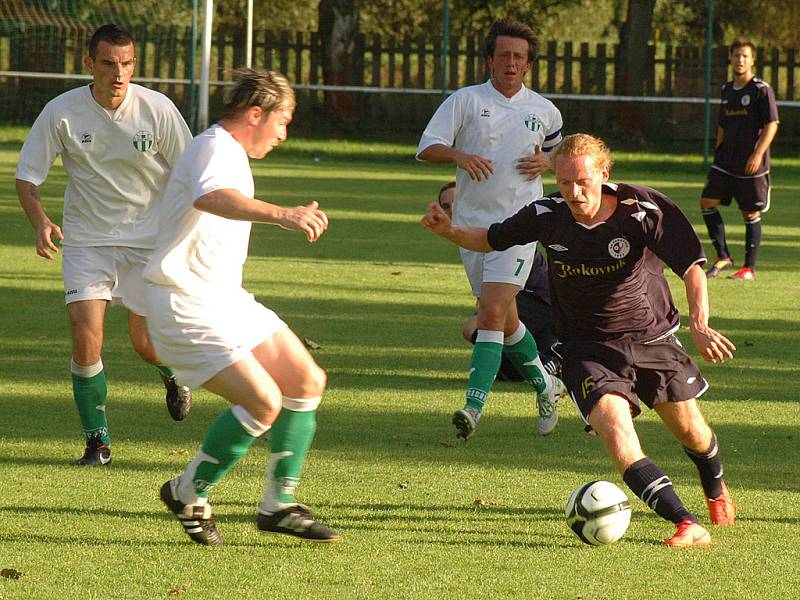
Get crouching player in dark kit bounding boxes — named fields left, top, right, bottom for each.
left=422, top=133, right=737, bottom=547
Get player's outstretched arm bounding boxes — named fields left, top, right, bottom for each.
left=195, top=189, right=328, bottom=242
left=418, top=144, right=493, bottom=182
left=16, top=179, right=63, bottom=260
left=683, top=264, right=736, bottom=363
left=421, top=202, right=492, bottom=252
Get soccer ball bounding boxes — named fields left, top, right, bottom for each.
left=565, top=480, right=632, bottom=545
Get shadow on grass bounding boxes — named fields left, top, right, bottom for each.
left=1, top=392, right=797, bottom=496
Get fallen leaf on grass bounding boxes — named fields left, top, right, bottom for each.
left=398, top=482, right=409, bottom=489
left=168, top=585, right=189, bottom=596
left=170, top=448, right=190, bottom=456
left=472, top=499, right=500, bottom=507
left=302, top=337, right=321, bottom=350
left=391, top=272, right=402, bottom=276
left=1, top=568, right=23, bottom=580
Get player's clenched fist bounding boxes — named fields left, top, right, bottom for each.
left=280, top=201, right=329, bottom=242
left=421, top=201, right=452, bottom=235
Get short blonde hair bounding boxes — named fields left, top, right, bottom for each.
left=551, top=133, right=613, bottom=172
left=223, top=68, right=296, bottom=118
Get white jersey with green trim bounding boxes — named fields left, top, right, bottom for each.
left=416, top=80, right=562, bottom=228
left=144, top=124, right=253, bottom=296
left=16, top=83, right=191, bottom=248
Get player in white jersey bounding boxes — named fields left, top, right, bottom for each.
left=15, top=24, right=193, bottom=467
left=417, top=18, right=565, bottom=440
left=147, top=68, right=338, bottom=545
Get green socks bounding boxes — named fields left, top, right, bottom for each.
left=71, top=358, right=110, bottom=445
left=156, top=364, right=175, bottom=379
left=175, top=399, right=322, bottom=511
left=260, top=397, right=321, bottom=513
left=503, top=324, right=548, bottom=395
left=465, top=330, right=504, bottom=412
left=178, top=405, right=270, bottom=502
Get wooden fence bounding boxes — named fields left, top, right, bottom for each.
left=2, top=24, right=799, bottom=140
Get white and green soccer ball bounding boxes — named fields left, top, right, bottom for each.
left=565, top=480, right=631, bottom=545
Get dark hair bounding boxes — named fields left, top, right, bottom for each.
left=88, top=24, right=135, bottom=59
left=730, top=37, right=756, bottom=57
left=485, top=18, right=538, bottom=62
left=438, top=181, right=456, bottom=204
left=222, top=68, right=296, bottom=118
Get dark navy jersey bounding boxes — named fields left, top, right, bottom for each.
left=487, top=183, right=706, bottom=343
left=713, top=77, right=779, bottom=177
left=524, top=247, right=551, bottom=304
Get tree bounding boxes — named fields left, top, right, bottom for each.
left=614, top=0, right=656, bottom=140
left=318, top=0, right=359, bottom=122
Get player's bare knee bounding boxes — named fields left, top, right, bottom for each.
left=462, top=315, right=479, bottom=342
left=286, top=361, right=327, bottom=398
left=477, top=305, right=506, bottom=330
left=72, top=333, right=103, bottom=364
left=252, top=389, right=282, bottom=421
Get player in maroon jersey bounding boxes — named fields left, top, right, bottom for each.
left=422, top=133, right=737, bottom=547
left=701, top=38, right=779, bottom=281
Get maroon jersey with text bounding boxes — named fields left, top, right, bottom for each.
left=487, top=183, right=706, bottom=343
left=713, top=78, right=779, bottom=177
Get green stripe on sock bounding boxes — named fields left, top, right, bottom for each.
left=267, top=408, right=317, bottom=505
left=191, top=408, right=259, bottom=498
left=72, top=370, right=110, bottom=445
left=465, top=341, right=503, bottom=412
left=503, top=329, right=547, bottom=394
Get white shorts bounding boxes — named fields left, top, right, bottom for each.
left=144, top=284, right=287, bottom=389
left=460, top=242, right=536, bottom=297
left=62, top=245, right=152, bottom=315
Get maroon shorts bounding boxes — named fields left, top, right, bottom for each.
left=560, top=334, right=708, bottom=423
left=702, top=168, right=771, bottom=213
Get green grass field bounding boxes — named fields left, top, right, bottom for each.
left=0, top=128, right=798, bottom=599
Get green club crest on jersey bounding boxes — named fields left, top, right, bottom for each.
left=133, top=130, right=154, bottom=152
left=524, top=114, right=543, bottom=133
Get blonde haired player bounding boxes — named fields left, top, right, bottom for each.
left=423, top=133, right=737, bottom=547
left=16, top=24, right=193, bottom=466
left=146, top=68, right=338, bottom=545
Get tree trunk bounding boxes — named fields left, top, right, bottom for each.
left=318, top=0, right=359, bottom=122
left=615, top=0, right=656, bottom=141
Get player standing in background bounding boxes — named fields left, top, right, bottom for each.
left=15, top=24, right=193, bottom=466
left=146, top=68, right=338, bottom=545
left=701, top=38, right=779, bottom=281
left=423, top=134, right=737, bottom=547
left=417, top=18, right=565, bottom=440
